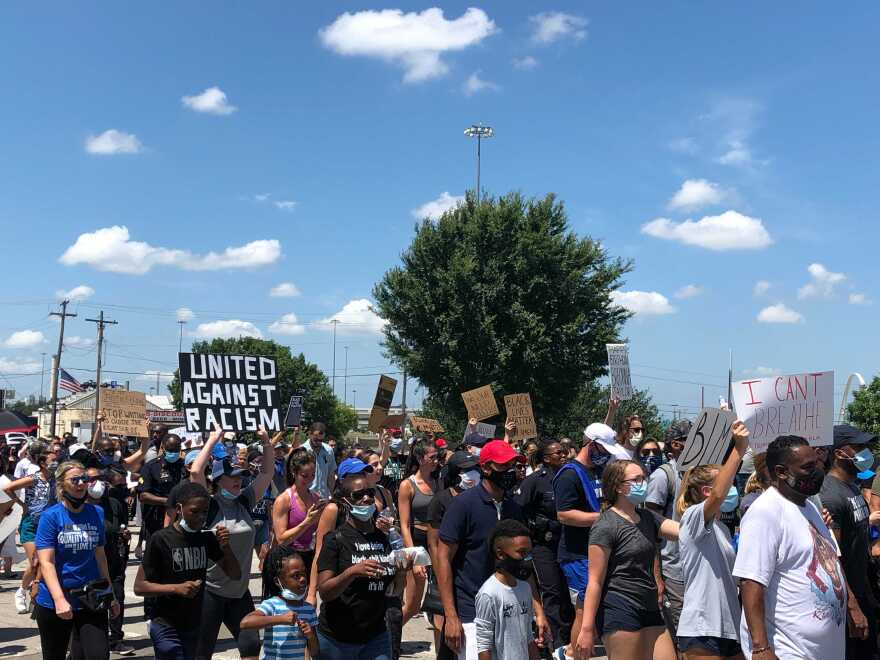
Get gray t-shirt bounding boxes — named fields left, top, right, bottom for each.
left=678, top=500, right=740, bottom=640
left=475, top=574, right=534, bottom=659
left=304, top=442, right=336, bottom=499
left=206, top=486, right=257, bottom=598
left=646, top=460, right=683, bottom=583
left=589, top=508, right=663, bottom=610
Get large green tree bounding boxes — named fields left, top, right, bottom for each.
left=169, top=337, right=357, bottom=437
left=848, top=376, right=880, bottom=437
left=374, top=191, right=632, bottom=434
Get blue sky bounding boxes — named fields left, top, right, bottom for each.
left=1, top=2, right=878, bottom=421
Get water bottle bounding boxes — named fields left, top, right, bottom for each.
left=388, top=526, right=405, bottom=551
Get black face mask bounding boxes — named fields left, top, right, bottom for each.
left=63, top=491, right=88, bottom=508
left=783, top=467, right=825, bottom=497
left=497, top=554, right=533, bottom=580
left=486, top=468, right=518, bottom=493
left=588, top=445, right=611, bottom=474
left=110, top=484, right=128, bottom=499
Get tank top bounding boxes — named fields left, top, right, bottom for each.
left=286, top=487, right=318, bottom=550
left=25, top=471, right=53, bottom=519
left=408, top=475, right=435, bottom=526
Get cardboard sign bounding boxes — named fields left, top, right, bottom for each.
left=476, top=422, right=496, bottom=438
left=606, top=344, right=634, bottom=401
left=382, top=414, right=405, bottom=429
left=179, top=353, right=280, bottom=432
left=678, top=408, right=737, bottom=473
left=732, top=371, right=834, bottom=452
left=368, top=375, right=398, bottom=432
left=461, top=385, right=499, bottom=421
left=101, top=389, right=148, bottom=437
left=503, top=393, right=537, bottom=442
left=411, top=416, right=445, bottom=433
left=284, top=396, right=304, bottom=429
left=147, top=410, right=185, bottom=424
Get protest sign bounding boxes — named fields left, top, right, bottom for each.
left=476, top=422, right=496, bottom=438
left=368, top=375, right=398, bottom=432
left=284, top=395, right=304, bottom=429
left=731, top=371, right=833, bottom=451
left=678, top=408, right=737, bottom=473
left=411, top=416, right=445, bottom=433
left=179, top=353, right=280, bottom=432
left=147, top=410, right=185, bottom=425
left=102, top=389, right=148, bottom=437
left=382, top=414, right=405, bottom=428
left=606, top=344, right=634, bottom=400
left=461, top=385, right=499, bottom=421
left=503, top=393, right=538, bottom=442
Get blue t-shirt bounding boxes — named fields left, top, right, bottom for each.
left=35, top=503, right=106, bottom=610
left=256, top=596, right=317, bottom=660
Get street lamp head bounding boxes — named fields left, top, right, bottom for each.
left=464, top=124, right=494, bottom=139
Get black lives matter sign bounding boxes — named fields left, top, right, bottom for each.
left=179, top=353, right=280, bottom=432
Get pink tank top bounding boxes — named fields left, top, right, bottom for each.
left=287, top=487, right=318, bottom=550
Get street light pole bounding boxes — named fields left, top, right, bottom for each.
left=330, top=320, right=339, bottom=397
left=463, top=124, right=494, bottom=204
left=344, top=346, right=349, bottom=405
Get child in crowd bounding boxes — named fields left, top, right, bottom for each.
left=242, top=545, right=319, bottom=660
left=475, top=520, right=541, bottom=660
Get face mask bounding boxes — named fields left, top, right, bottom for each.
left=588, top=445, right=611, bottom=473
left=486, top=468, right=518, bottom=493
left=279, top=586, right=306, bottom=601
left=459, top=469, right=481, bottom=490
left=629, top=432, right=643, bottom=447
left=63, top=491, right=88, bottom=508
left=784, top=467, right=825, bottom=497
left=165, top=451, right=180, bottom=463
left=625, top=480, right=648, bottom=505
left=348, top=502, right=376, bottom=521
left=472, top=447, right=481, bottom=459
left=87, top=481, right=106, bottom=499
left=178, top=513, right=200, bottom=533
left=640, top=456, right=662, bottom=475
left=220, top=488, right=238, bottom=500
left=720, top=485, right=739, bottom=513
left=848, top=448, right=875, bottom=472
left=497, top=554, right=533, bottom=580
left=390, top=438, right=403, bottom=452
left=46, top=462, right=59, bottom=473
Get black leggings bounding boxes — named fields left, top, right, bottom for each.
left=195, top=589, right=261, bottom=659
left=35, top=603, right=109, bottom=660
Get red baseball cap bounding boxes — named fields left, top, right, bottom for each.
left=479, top=440, right=527, bottom=466
left=435, top=438, right=447, bottom=449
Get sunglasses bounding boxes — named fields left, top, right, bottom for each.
left=349, top=487, right=376, bottom=501
left=629, top=427, right=644, bottom=433
left=640, top=449, right=661, bottom=457
left=68, top=476, right=89, bottom=485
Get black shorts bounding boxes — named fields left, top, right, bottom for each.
left=678, top=636, right=743, bottom=656
left=596, top=592, right=665, bottom=636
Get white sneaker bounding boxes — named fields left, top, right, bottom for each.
left=14, top=586, right=28, bottom=614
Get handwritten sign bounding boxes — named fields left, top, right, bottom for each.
left=678, top=408, right=737, bottom=473
left=368, top=375, right=398, bottom=432
left=411, top=416, right=445, bottom=433
left=382, top=414, right=405, bottom=429
left=732, top=371, right=834, bottom=451
left=606, top=344, right=633, bottom=401
left=101, top=389, right=148, bottom=437
left=476, top=422, right=496, bottom=438
left=462, top=385, right=499, bottom=421
left=284, top=396, right=304, bottom=429
left=503, top=393, right=537, bottom=442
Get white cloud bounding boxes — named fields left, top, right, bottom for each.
left=797, top=263, right=846, bottom=299
left=667, top=179, right=725, bottom=212
left=254, top=193, right=271, bottom=202
left=137, top=370, right=174, bottom=385
left=742, top=366, right=781, bottom=377
left=59, top=226, right=281, bottom=275
left=668, top=137, right=698, bottom=154
left=315, top=299, right=388, bottom=335
left=463, top=70, right=499, bottom=96
left=703, top=98, right=763, bottom=167
left=674, top=284, right=703, bottom=299
left=412, top=192, right=464, bottom=220
left=512, top=56, right=538, bottom=70
left=0, top=357, right=40, bottom=373
left=273, top=201, right=297, bottom=212
left=641, top=210, right=772, bottom=251
left=4, top=330, right=45, bottom=349
left=270, top=282, right=301, bottom=298
left=529, top=12, right=587, bottom=44
left=610, top=290, right=676, bottom=316
left=85, top=129, right=143, bottom=155
left=849, top=293, right=871, bottom=306
left=64, top=336, right=95, bottom=349
left=56, top=284, right=94, bottom=301
left=757, top=304, right=804, bottom=324
left=181, top=86, right=237, bottom=115
left=717, top=140, right=752, bottom=166
left=753, top=280, right=771, bottom=296
left=176, top=307, right=195, bottom=322
left=319, top=7, right=497, bottom=83
left=269, top=313, right=306, bottom=336
left=190, top=320, right=262, bottom=339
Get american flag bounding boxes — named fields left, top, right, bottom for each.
left=59, top=368, right=85, bottom=393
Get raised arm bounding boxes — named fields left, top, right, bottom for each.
left=121, top=417, right=152, bottom=471
left=251, top=427, right=274, bottom=496
left=703, top=420, right=749, bottom=525
left=191, top=424, right=223, bottom=489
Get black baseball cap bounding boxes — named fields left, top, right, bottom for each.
left=665, top=419, right=692, bottom=442
left=210, top=457, right=251, bottom=481
left=833, top=424, right=877, bottom=448
left=463, top=432, right=490, bottom=448
left=447, top=451, right=479, bottom=471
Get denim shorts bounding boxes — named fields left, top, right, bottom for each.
left=19, top=515, right=38, bottom=544
left=596, top=592, right=664, bottom=636
left=560, top=559, right=588, bottom=604
left=678, top=636, right=743, bottom=656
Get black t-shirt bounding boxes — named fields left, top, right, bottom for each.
left=142, top=525, right=223, bottom=627
left=138, top=458, right=184, bottom=528
left=516, top=466, right=561, bottom=547
left=381, top=455, right=408, bottom=500
left=821, top=474, right=874, bottom=604
left=554, top=465, right=601, bottom=562
left=428, top=486, right=461, bottom=528
left=317, top=523, right=395, bottom=643
left=99, top=494, right=128, bottom=578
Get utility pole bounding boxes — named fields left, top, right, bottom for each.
left=49, top=300, right=77, bottom=437
left=330, top=319, right=339, bottom=397
left=401, top=368, right=407, bottom=420
left=86, top=311, right=118, bottom=427
left=343, top=346, right=349, bottom=405
left=178, top=320, right=186, bottom=353
left=40, top=352, right=46, bottom=402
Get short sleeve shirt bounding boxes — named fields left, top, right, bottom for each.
left=645, top=460, right=683, bottom=582
left=553, top=462, right=601, bottom=562
left=429, top=486, right=461, bottom=529
left=820, top=474, right=873, bottom=604
left=205, top=487, right=257, bottom=598
left=138, top=458, right=184, bottom=526
left=257, top=597, right=318, bottom=660
left=516, top=467, right=560, bottom=547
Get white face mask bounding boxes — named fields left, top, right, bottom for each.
left=629, top=431, right=643, bottom=447
left=87, top=480, right=106, bottom=499
left=459, top=469, right=482, bottom=490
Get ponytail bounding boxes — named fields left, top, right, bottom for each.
left=675, top=464, right=720, bottom=518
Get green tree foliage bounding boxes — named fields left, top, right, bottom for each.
left=169, top=337, right=357, bottom=437
left=549, top=383, right=666, bottom=442
left=848, top=377, right=880, bottom=438
left=374, top=191, right=633, bottom=435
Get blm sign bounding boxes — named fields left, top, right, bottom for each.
left=179, top=353, right=280, bottom=432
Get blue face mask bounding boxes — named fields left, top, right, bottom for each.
left=640, top=456, right=662, bottom=476
left=588, top=444, right=611, bottom=475
left=390, top=439, right=402, bottom=452
left=852, top=448, right=875, bottom=472
left=165, top=451, right=180, bottom=463
left=220, top=488, right=238, bottom=500
left=348, top=502, right=376, bottom=521
left=626, top=480, right=648, bottom=505
left=99, top=453, right=114, bottom=466
left=178, top=515, right=200, bottom=533
left=279, top=587, right=306, bottom=601
left=720, top=486, right=740, bottom=513
left=472, top=447, right=481, bottom=459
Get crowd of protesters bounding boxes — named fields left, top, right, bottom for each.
left=3, top=399, right=880, bottom=660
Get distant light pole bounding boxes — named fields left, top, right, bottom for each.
left=463, top=123, right=494, bottom=204
left=344, top=346, right=349, bottom=405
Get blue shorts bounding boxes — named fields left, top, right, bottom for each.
left=19, top=515, right=38, bottom=544
left=560, top=559, right=588, bottom=604
left=596, top=592, right=664, bottom=636
left=678, top=636, right=742, bottom=657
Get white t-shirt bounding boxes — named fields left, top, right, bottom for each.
left=732, top=487, right=846, bottom=660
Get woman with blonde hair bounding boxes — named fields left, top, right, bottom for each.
left=675, top=421, right=750, bottom=660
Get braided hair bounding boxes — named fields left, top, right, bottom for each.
left=261, top=544, right=306, bottom=599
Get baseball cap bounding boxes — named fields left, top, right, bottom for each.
left=479, top=440, right=527, bottom=466
left=435, top=439, right=447, bottom=449
left=858, top=469, right=876, bottom=481
left=665, top=420, right=692, bottom=443
left=464, top=431, right=490, bottom=448
left=337, top=457, right=374, bottom=479
left=447, top=451, right=479, bottom=471
left=584, top=423, right=631, bottom=462
left=210, top=457, right=250, bottom=481
left=833, top=424, right=877, bottom=448
left=184, top=450, right=200, bottom=466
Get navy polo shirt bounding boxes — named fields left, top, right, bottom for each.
left=438, top=483, right=525, bottom=622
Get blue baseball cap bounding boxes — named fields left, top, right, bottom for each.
left=337, top=457, right=374, bottom=479
left=184, top=450, right=201, bottom=466
left=858, top=469, right=875, bottom=481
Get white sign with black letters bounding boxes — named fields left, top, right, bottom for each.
left=606, top=344, right=633, bottom=400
